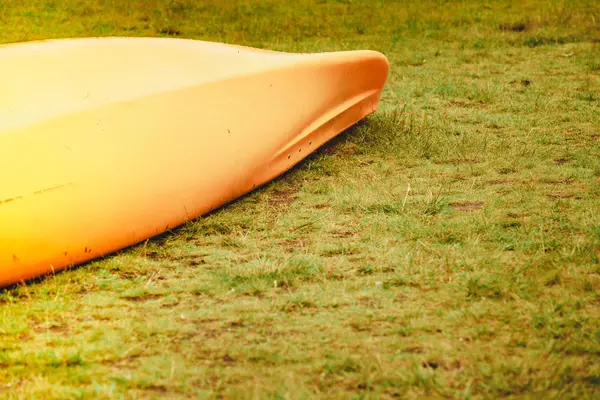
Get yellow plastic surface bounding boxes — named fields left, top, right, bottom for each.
left=0, top=37, right=389, bottom=287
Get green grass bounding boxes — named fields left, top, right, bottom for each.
left=1, top=0, right=599, bottom=398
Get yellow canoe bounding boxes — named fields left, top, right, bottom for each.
left=0, top=37, right=389, bottom=287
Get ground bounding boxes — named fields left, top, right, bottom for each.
left=0, top=0, right=599, bottom=399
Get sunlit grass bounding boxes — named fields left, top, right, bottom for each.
left=1, top=0, right=599, bottom=398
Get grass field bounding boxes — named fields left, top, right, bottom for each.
left=1, top=0, right=599, bottom=398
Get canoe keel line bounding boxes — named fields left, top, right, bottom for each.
left=0, top=37, right=389, bottom=287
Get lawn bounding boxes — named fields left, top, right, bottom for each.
left=1, top=0, right=599, bottom=398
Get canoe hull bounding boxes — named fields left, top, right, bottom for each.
left=0, top=38, right=389, bottom=287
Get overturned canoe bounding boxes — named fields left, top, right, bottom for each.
left=0, top=37, right=389, bottom=287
